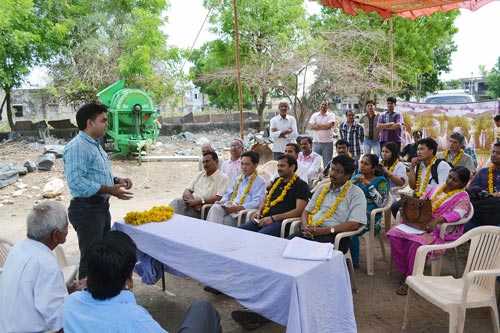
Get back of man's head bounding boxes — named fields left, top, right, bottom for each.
left=76, top=103, right=107, bottom=131
left=27, top=201, right=67, bottom=242
left=87, top=231, right=137, bottom=300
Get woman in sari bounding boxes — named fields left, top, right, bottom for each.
left=387, top=166, right=471, bottom=295
left=350, top=154, right=389, bottom=267
left=381, top=142, right=407, bottom=189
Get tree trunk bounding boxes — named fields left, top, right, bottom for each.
left=5, top=89, right=15, bottom=130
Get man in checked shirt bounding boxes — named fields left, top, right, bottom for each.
left=63, top=103, right=133, bottom=279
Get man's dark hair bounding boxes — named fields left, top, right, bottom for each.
left=76, top=103, right=107, bottom=131
left=285, top=143, right=300, bottom=155
left=241, top=150, right=259, bottom=164
left=494, top=142, right=500, bottom=148
left=412, top=130, right=422, bottom=138
left=299, top=136, right=313, bottom=145
left=449, top=131, right=465, bottom=145
left=417, top=137, right=438, bottom=156
left=277, top=154, right=298, bottom=172
left=366, top=100, right=376, bottom=106
left=335, top=138, right=350, bottom=148
left=494, top=114, right=500, bottom=122
left=87, top=231, right=137, bottom=300
left=202, top=150, right=219, bottom=161
left=387, top=97, right=397, bottom=104
left=331, top=154, right=355, bottom=176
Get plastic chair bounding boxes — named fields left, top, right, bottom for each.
left=202, top=204, right=256, bottom=227
left=363, top=192, right=393, bottom=276
left=385, top=178, right=409, bottom=232
left=0, top=236, right=15, bottom=274
left=402, top=226, right=500, bottom=333
left=335, top=226, right=366, bottom=293
left=54, top=245, right=78, bottom=286
left=257, top=160, right=278, bottom=186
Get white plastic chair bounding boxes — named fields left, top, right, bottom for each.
left=202, top=204, right=256, bottom=226
left=0, top=236, right=15, bottom=274
left=257, top=160, right=278, bottom=186
left=402, top=226, right=500, bottom=333
left=335, top=225, right=366, bottom=293
left=54, top=245, right=78, bottom=286
left=385, top=178, right=409, bottom=232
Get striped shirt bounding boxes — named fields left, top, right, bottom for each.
left=63, top=131, right=114, bottom=198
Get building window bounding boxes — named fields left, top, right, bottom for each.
left=194, top=93, right=198, bottom=100
left=13, top=105, right=23, bottom=117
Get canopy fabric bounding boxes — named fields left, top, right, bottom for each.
left=321, top=0, right=496, bottom=19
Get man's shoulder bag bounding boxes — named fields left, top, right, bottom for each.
left=400, top=193, right=432, bottom=230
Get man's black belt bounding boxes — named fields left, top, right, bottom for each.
left=73, top=195, right=109, bottom=204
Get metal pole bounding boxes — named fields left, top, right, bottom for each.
left=233, top=0, right=244, bottom=140
left=390, top=18, right=394, bottom=94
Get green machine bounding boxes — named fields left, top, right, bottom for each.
left=97, top=80, right=159, bottom=164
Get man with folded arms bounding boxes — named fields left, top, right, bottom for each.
left=288, top=154, right=367, bottom=253
left=238, top=154, right=310, bottom=237
left=170, top=151, right=229, bottom=219
left=0, top=201, right=85, bottom=333
left=207, top=151, right=266, bottom=227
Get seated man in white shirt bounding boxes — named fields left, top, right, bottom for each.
left=221, top=138, right=243, bottom=183
left=207, top=151, right=266, bottom=227
left=0, top=201, right=85, bottom=333
left=170, top=151, right=230, bottom=219
left=198, top=142, right=224, bottom=171
left=297, top=136, right=322, bottom=185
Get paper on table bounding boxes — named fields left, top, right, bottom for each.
left=283, top=237, right=333, bottom=261
left=396, top=223, right=425, bottom=235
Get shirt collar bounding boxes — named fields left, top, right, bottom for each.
left=79, top=131, right=100, bottom=145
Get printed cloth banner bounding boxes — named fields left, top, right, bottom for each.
left=397, top=100, right=499, bottom=117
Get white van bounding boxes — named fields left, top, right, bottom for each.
left=423, top=90, right=476, bottom=104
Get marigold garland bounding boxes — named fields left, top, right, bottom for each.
left=382, top=159, right=398, bottom=173
left=430, top=184, right=464, bottom=213
left=443, top=149, right=464, bottom=167
left=307, top=181, right=351, bottom=227
left=415, top=156, right=437, bottom=198
left=261, top=174, right=299, bottom=216
left=488, top=164, right=496, bottom=194
left=229, top=170, right=258, bottom=205
left=124, top=205, right=174, bottom=226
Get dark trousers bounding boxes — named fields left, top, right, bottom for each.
left=68, top=199, right=111, bottom=279
left=287, top=230, right=350, bottom=254
left=239, top=220, right=282, bottom=237
left=178, top=300, right=222, bottom=333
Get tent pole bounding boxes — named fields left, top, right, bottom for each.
left=233, top=0, right=244, bottom=140
left=390, top=17, right=394, bottom=94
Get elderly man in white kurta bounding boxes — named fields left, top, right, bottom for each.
left=270, top=99, right=298, bottom=160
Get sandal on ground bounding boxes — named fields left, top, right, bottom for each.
left=231, top=308, right=270, bottom=330
left=396, top=284, right=408, bottom=296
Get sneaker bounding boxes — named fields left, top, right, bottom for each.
left=231, top=308, right=270, bottom=330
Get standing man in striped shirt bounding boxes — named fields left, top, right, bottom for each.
left=63, top=103, right=133, bottom=279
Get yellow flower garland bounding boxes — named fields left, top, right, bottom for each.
left=488, top=164, right=495, bottom=194
left=443, top=149, right=464, bottom=166
left=229, top=170, right=258, bottom=205
left=124, top=205, right=174, bottom=226
left=261, top=174, right=299, bottom=216
left=430, top=184, right=464, bottom=213
left=307, top=181, right=351, bottom=227
left=415, top=155, right=437, bottom=198
left=382, top=159, right=398, bottom=173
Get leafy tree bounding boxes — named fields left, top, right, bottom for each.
left=0, top=0, right=72, bottom=129
left=484, top=56, right=500, bottom=98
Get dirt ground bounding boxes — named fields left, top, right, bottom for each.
left=0, top=138, right=498, bottom=333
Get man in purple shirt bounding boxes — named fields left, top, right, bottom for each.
left=376, top=96, right=403, bottom=151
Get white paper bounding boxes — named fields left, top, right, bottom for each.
left=283, top=237, right=333, bottom=261
left=395, top=223, right=425, bottom=235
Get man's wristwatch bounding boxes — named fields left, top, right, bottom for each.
left=330, top=226, right=336, bottom=234
left=201, top=198, right=205, bottom=205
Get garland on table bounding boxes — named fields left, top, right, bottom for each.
left=488, top=164, right=496, bottom=194
left=261, top=174, right=299, bottom=216
left=229, top=170, right=258, bottom=205
left=307, top=181, right=351, bottom=227
left=430, top=184, right=464, bottom=213
left=443, top=149, right=464, bottom=166
left=124, top=206, right=174, bottom=226
left=415, top=155, right=437, bottom=198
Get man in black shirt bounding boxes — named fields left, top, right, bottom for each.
left=400, top=130, right=422, bottom=162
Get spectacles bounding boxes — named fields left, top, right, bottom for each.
left=330, top=168, right=344, bottom=175
left=230, top=145, right=242, bottom=149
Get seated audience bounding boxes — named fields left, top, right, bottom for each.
left=287, top=154, right=367, bottom=254
left=282, top=142, right=309, bottom=183
left=380, top=141, right=407, bottom=189
left=206, top=151, right=266, bottom=227
left=0, top=201, right=85, bottom=333
left=239, top=154, right=310, bottom=237
left=322, top=138, right=359, bottom=177
left=297, top=136, right=322, bottom=186
left=63, top=230, right=222, bottom=332
left=221, top=139, right=243, bottom=183
left=387, top=166, right=471, bottom=295
left=437, top=131, right=475, bottom=174
left=170, top=151, right=229, bottom=219
left=350, top=154, right=389, bottom=268
left=198, top=142, right=224, bottom=171
left=400, top=130, right=421, bottom=162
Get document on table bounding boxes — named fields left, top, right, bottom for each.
left=396, top=223, right=425, bottom=234
left=283, top=237, right=333, bottom=261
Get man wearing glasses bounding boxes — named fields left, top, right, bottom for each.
left=221, top=139, right=244, bottom=183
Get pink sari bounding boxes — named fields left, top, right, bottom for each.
left=387, top=185, right=471, bottom=276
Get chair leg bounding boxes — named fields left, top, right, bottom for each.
left=402, top=287, right=414, bottom=330
left=365, top=233, right=374, bottom=276
left=378, top=232, right=387, bottom=262
left=345, top=256, right=358, bottom=293
left=449, top=306, right=466, bottom=333
left=490, top=302, right=500, bottom=333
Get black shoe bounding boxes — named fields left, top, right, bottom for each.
left=203, top=285, right=223, bottom=295
left=231, top=308, right=270, bottom=330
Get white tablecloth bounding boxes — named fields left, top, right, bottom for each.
left=114, top=215, right=356, bottom=333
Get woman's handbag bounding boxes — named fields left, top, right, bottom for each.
left=400, top=194, right=432, bottom=230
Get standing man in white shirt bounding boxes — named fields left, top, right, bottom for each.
left=221, top=138, right=243, bottom=184
left=270, top=99, right=298, bottom=160
left=308, top=99, right=336, bottom=168
left=0, top=201, right=85, bottom=333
